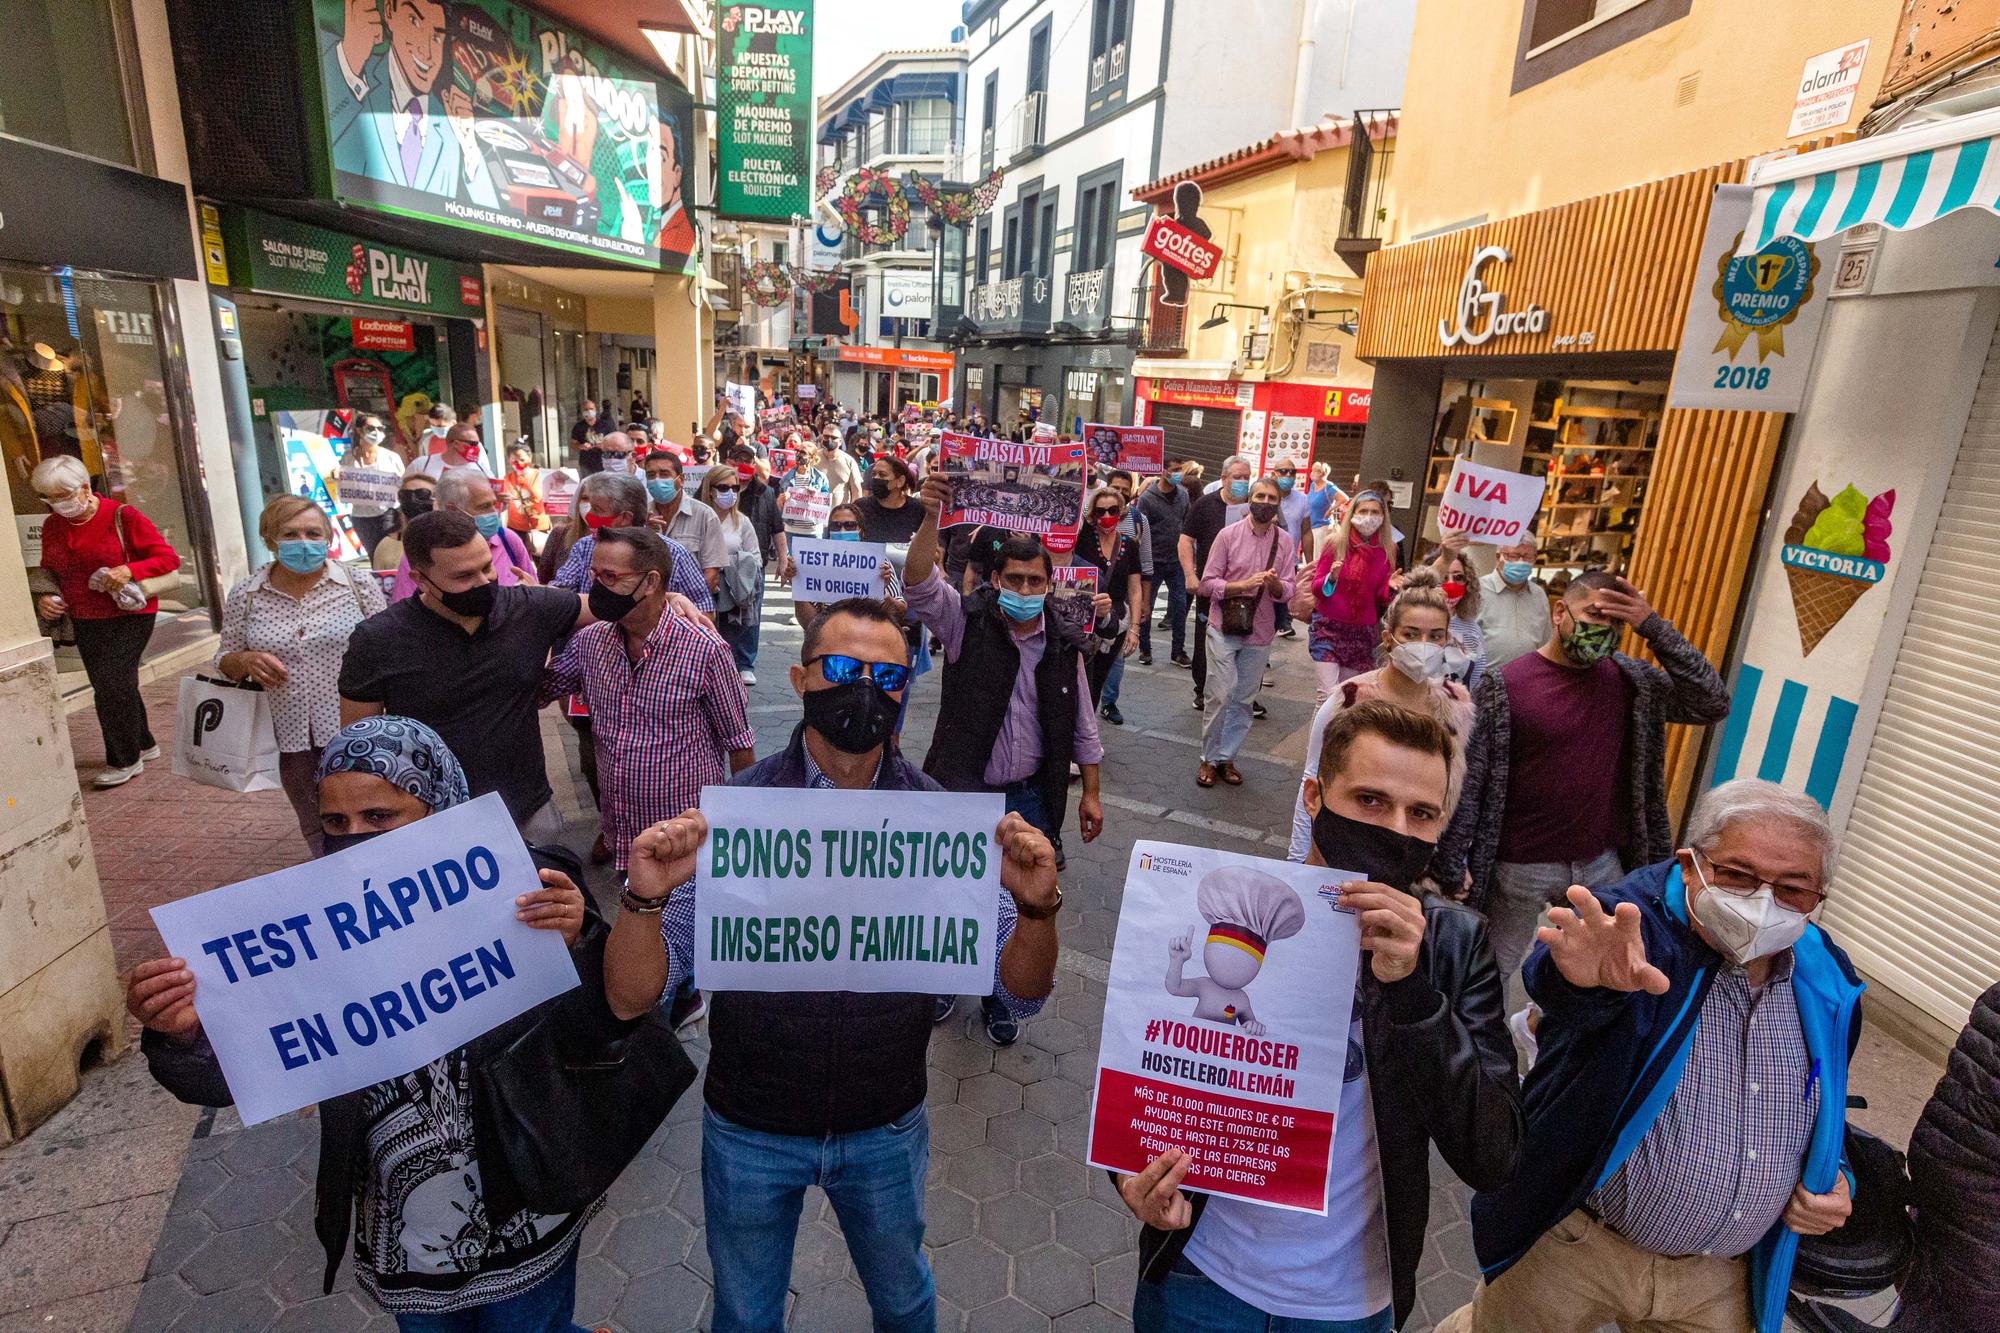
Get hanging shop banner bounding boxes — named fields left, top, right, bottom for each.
left=1087, top=842, right=1362, bottom=1213
left=1142, top=215, right=1223, bottom=282
left=1669, top=184, right=1831, bottom=412
left=148, top=793, right=579, bottom=1126
left=716, top=0, right=815, bottom=222
left=222, top=208, right=486, bottom=319
left=1435, top=458, right=1547, bottom=544
left=881, top=269, right=935, bottom=322
left=1083, top=423, right=1166, bottom=476
left=309, top=0, right=696, bottom=271
left=694, top=786, right=1002, bottom=993
left=937, top=432, right=1087, bottom=536
left=790, top=535, right=887, bottom=601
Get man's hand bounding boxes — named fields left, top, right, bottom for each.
left=1589, top=575, right=1654, bottom=627
left=920, top=473, right=951, bottom=518
left=516, top=869, right=587, bottom=947
left=235, top=651, right=290, bottom=688
left=779, top=557, right=795, bottom=586
left=1122, top=628, right=1139, bottom=658
left=665, top=592, right=704, bottom=624
left=1260, top=570, right=1285, bottom=598
left=126, top=957, right=201, bottom=1043
left=1077, top=792, right=1104, bottom=842
left=1437, top=531, right=1471, bottom=555
left=1340, top=884, right=1427, bottom=983
left=1116, top=1150, right=1195, bottom=1230
left=1784, top=1173, right=1853, bottom=1236
left=340, top=0, right=382, bottom=78
left=628, top=810, right=708, bottom=903
left=1538, top=885, right=1670, bottom=994
left=1091, top=592, right=1114, bottom=623
left=995, top=812, right=1058, bottom=915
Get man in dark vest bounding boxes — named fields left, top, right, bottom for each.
left=605, top=596, right=1062, bottom=1333
left=904, top=472, right=1105, bottom=1044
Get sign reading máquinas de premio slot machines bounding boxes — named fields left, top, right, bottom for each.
left=716, top=1, right=815, bottom=222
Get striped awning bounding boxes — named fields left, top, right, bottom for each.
left=1742, top=106, right=2000, bottom=254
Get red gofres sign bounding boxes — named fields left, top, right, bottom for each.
left=1142, top=215, right=1222, bottom=281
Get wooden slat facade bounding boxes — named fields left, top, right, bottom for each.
left=1357, top=158, right=1790, bottom=822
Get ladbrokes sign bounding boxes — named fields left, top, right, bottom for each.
left=1142, top=215, right=1222, bottom=282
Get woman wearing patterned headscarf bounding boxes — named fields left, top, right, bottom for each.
left=127, top=717, right=627, bottom=1332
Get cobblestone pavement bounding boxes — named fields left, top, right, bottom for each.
left=56, top=586, right=1938, bottom=1331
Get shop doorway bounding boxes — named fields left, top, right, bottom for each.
left=1149, top=400, right=1243, bottom=475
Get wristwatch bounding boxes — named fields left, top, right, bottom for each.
left=1015, top=885, right=1063, bottom=921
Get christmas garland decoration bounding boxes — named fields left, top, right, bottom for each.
left=814, top=164, right=839, bottom=202
left=834, top=167, right=910, bottom=245
left=792, top=266, right=842, bottom=295
left=744, top=259, right=792, bottom=307
left=906, top=168, right=1006, bottom=225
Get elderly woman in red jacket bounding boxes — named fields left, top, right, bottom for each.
left=31, top=455, right=180, bottom=787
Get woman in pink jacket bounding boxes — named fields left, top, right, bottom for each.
left=1306, top=486, right=1394, bottom=702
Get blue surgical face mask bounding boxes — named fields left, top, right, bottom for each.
left=1228, top=479, right=1251, bottom=501
left=472, top=511, right=503, bottom=539
left=827, top=528, right=861, bottom=541
left=1501, top=560, right=1534, bottom=585
left=996, top=589, right=1045, bottom=622
left=275, top=539, right=328, bottom=574
left=648, top=477, right=679, bottom=504
left=1276, top=476, right=1296, bottom=494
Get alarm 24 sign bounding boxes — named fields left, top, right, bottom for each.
left=717, top=1, right=815, bottom=222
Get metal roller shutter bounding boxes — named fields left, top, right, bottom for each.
left=1150, top=402, right=1243, bottom=476
left=1313, top=421, right=1367, bottom=489
left=1821, top=328, right=2000, bottom=1030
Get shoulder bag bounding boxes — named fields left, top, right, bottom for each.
left=1218, top=528, right=1280, bottom=637
left=113, top=503, right=186, bottom=599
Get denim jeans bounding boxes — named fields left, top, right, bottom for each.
left=720, top=576, right=763, bottom=672
left=704, top=1105, right=933, bottom=1333
left=391, top=1249, right=587, bottom=1333
left=1143, top=565, right=1188, bottom=657
left=1200, top=630, right=1272, bottom=764
left=1132, top=1255, right=1393, bottom=1332
left=1488, top=849, right=1626, bottom=1009
left=1101, top=651, right=1127, bottom=708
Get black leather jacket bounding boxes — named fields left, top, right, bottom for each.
left=1133, top=895, right=1524, bottom=1328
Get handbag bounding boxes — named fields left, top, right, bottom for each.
left=113, top=503, right=185, bottom=599
left=472, top=1003, right=697, bottom=1214
left=1288, top=553, right=1328, bottom=622
left=171, top=674, right=282, bottom=792
left=1219, top=528, right=1280, bottom=637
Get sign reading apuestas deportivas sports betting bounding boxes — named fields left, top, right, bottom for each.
left=716, top=0, right=815, bottom=222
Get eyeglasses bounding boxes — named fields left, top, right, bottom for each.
left=592, top=568, right=652, bottom=594
left=712, top=484, right=740, bottom=494
left=808, top=653, right=912, bottom=693
left=827, top=521, right=861, bottom=533
left=1694, top=851, right=1826, bottom=914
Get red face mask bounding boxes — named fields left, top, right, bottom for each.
left=1094, top=510, right=1121, bottom=531
left=583, top=509, right=619, bottom=530
left=1443, top=580, right=1467, bottom=604
left=1044, top=528, right=1078, bottom=555
left=511, top=459, right=529, bottom=472
left=454, top=443, right=481, bottom=463
left=735, top=463, right=757, bottom=481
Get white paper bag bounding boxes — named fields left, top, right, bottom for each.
left=172, top=675, right=282, bottom=793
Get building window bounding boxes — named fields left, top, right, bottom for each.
left=901, top=99, right=953, bottom=155
left=0, top=0, right=136, bottom=165
left=1513, top=0, right=1690, bottom=93
left=975, top=220, right=992, bottom=283
left=1002, top=211, right=1022, bottom=279
left=1037, top=198, right=1057, bottom=278
left=1089, top=0, right=1130, bottom=66
left=906, top=206, right=931, bottom=251
left=1073, top=166, right=1121, bottom=274
left=981, top=73, right=999, bottom=168
left=866, top=109, right=889, bottom=160
left=1528, top=0, right=1648, bottom=49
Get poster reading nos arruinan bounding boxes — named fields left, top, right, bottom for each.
left=937, top=432, right=1086, bottom=535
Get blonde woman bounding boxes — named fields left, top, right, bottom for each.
left=698, top=463, right=766, bottom=681
left=217, top=495, right=386, bottom=852
left=1305, top=486, right=1395, bottom=702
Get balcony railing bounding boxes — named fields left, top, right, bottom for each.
left=1059, top=263, right=1115, bottom=334
left=963, top=273, right=1052, bottom=337
left=1337, top=108, right=1397, bottom=276
left=1142, top=290, right=1187, bottom=356
left=1090, top=40, right=1127, bottom=93
left=1011, top=92, right=1047, bottom=159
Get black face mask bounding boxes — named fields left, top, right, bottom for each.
left=587, top=576, right=649, bottom=625
left=1311, top=805, right=1436, bottom=893
left=1249, top=501, right=1281, bottom=525
left=319, top=827, right=391, bottom=858
left=425, top=576, right=496, bottom=619
left=802, top=679, right=900, bottom=755
left=398, top=488, right=435, bottom=518
left=866, top=478, right=891, bottom=501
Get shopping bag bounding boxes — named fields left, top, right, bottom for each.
left=171, top=675, right=282, bottom=793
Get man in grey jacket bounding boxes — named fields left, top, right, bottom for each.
left=1429, top=571, right=1729, bottom=997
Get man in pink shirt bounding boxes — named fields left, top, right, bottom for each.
left=387, top=465, right=537, bottom=601
left=1196, top=476, right=1297, bottom=788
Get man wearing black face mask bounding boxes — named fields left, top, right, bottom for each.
left=1115, top=702, right=1522, bottom=1332
left=600, top=597, right=1062, bottom=1333
left=539, top=526, right=754, bottom=880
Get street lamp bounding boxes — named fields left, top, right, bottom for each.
left=1198, top=301, right=1266, bottom=330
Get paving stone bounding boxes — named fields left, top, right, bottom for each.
left=272, top=1292, right=374, bottom=1333
left=602, top=1208, right=694, bottom=1276
left=949, top=1145, right=1020, bottom=1200
left=924, top=1186, right=978, bottom=1246
left=1026, top=1017, right=1090, bottom=1055
left=611, top=1264, right=711, bottom=1332
left=1056, top=991, right=1108, bottom=1027
left=177, top=1218, right=297, bottom=1296
left=605, top=1155, right=682, bottom=1212
left=958, top=1071, right=1025, bottom=1116
left=930, top=1237, right=1011, bottom=1309
left=986, top=1107, right=1056, bottom=1160
left=1023, top=1079, right=1090, bottom=1123
left=658, top=1118, right=706, bottom=1171
left=268, top=1235, right=356, bottom=1306
left=127, top=1274, right=194, bottom=1333
left=1054, top=1050, right=1099, bottom=1086
left=163, top=1283, right=280, bottom=1332
left=928, top=1101, right=988, bottom=1154
left=976, top=1191, right=1053, bottom=1249
left=1015, top=1242, right=1093, bottom=1316
left=1053, top=1303, right=1132, bottom=1331
left=931, top=1035, right=998, bottom=1079
left=928, top=1070, right=962, bottom=1106
left=145, top=1210, right=215, bottom=1279
left=166, top=1156, right=229, bottom=1216
left=667, top=1170, right=707, bottom=1226
left=1092, top=1252, right=1138, bottom=1314
left=220, top=1118, right=316, bottom=1175
left=992, top=1043, right=1056, bottom=1084
left=1054, top=1114, right=1090, bottom=1160
left=1055, top=1199, right=1135, bottom=1262
left=201, top=1166, right=306, bottom=1230
left=966, top=1294, right=1054, bottom=1332
left=1086, top=1167, right=1127, bottom=1211
left=789, top=1217, right=852, bottom=1290
left=1019, top=1153, right=1089, bottom=1204
left=572, top=1254, right=626, bottom=1328
left=789, top=1278, right=873, bottom=1329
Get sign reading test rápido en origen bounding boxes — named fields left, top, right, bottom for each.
left=695, top=787, right=1003, bottom=994
left=148, top=794, right=579, bottom=1126
left=790, top=535, right=888, bottom=602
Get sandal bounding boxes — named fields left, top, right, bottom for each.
left=1196, top=762, right=1218, bottom=788
left=1221, top=763, right=1243, bottom=786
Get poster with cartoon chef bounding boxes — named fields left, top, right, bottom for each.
left=1087, top=841, right=1362, bottom=1213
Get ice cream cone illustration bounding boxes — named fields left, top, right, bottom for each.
left=1780, top=481, right=1894, bottom=656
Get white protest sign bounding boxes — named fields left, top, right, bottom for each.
left=684, top=463, right=715, bottom=493
left=334, top=466, right=401, bottom=510
left=726, top=380, right=758, bottom=423
left=792, top=536, right=888, bottom=602
left=148, top=794, right=579, bottom=1126
left=1087, top=841, right=1361, bottom=1213
left=696, top=786, right=1005, bottom=994
left=783, top=486, right=833, bottom=535
left=1435, top=458, right=1546, bottom=544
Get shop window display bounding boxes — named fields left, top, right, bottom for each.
left=2, top=264, right=207, bottom=617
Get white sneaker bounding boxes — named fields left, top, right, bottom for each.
left=138, top=744, right=162, bottom=761
left=93, top=761, right=143, bottom=788
left=740, top=669, right=756, bottom=686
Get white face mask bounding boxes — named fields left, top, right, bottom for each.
left=1688, top=859, right=1810, bottom=966
left=600, top=454, right=631, bottom=474
left=362, top=428, right=386, bottom=446
left=1389, top=640, right=1448, bottom=683
left=713, top=490, right=738, bottom=510
left=1351, top=512, right=1384, bottom=537
left=47, top=492, right=91, bottom=519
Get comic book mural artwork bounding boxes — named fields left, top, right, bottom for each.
left=313, top=0, right=694, bottom=271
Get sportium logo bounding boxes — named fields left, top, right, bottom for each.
left=725, top=5, right=806, bottom=34
left=369, top=249, right=431, bottom=307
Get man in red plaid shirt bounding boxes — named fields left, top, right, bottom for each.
left=541, top=526, right=756, bottom=877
